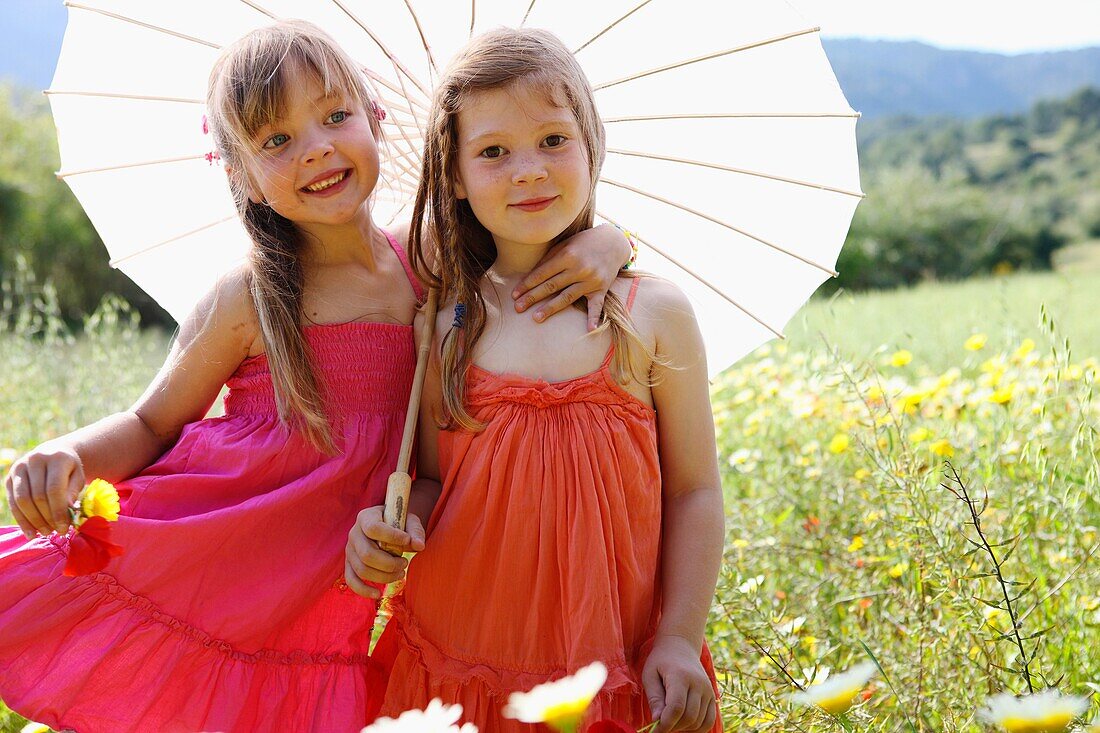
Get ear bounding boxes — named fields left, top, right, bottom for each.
left=227, top=164, right=265, bottom=205
left=453, top=172, right=467, bottom=201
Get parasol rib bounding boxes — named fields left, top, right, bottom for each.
left=108, top=215, right=238, bottom=267
left=607, top=148, right=865, bottom=198
left=64, top=2, right=221, bottom=49
left=236, top=0, right=279, bottom=20
left=599, top=177, right=839, bottom=277
left=44, top=91, right=203, bottom=104
left=596, top=211, right=785, bottom=339
left=603, top=112, right=860, bottom=122
left=401, top=0, right=439, bottom=78
left=519, top=0, right=537, bottom=27
left=331, top=0, right=430, bottom=98
left=573, top=0, right=655, bottom=54
left=58, top=155, right=211, bottom=178
left=594, top=27, right=821, bottom=91
left=471, top=0, right=477, bottom=37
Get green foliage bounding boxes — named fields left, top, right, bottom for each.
left=0, top=83, right=168, bottom=327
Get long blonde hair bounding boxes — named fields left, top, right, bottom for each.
left=409, top=28, right=655, bottom=431
left=205, top=20, right=383, bottom=453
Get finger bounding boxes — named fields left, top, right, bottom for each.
left=12, top=464, right=52, bottom=536
left=7, top=472, right=36, bottom=539
left=517, top=273, right=568, bottom=314
left=344, top=559, right=381, bottom=599
left=695, top=699, right=718, bottom=732
left=532, top=284, right=586, bottom=323
left=406, top=514, right=427, bottom=552
left=346, top=547, right=405, bottom=586
left=44, top=459, right=76, bottom=533
left=656, top=678, right=688, bottom=733
left=586, top=292, right=606, bottom=332
left=642, top=663, right=666, bottom=723
left=362, top=517, right=416, bottom=550
left=348, top=532, right=408, bottom=580
left=512, top=259, right=568, bottom=307
left=679, top=686, right=705, bottom=732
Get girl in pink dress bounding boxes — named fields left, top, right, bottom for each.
left=0, top=21, right=630, bottom=733
left=348, top=28, right=725, bottom=733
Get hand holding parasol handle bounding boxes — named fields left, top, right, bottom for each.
left=381, top=289, right=439, bottom=556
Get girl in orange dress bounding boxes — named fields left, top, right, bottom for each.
left=347, top=28, right=725, bottom=733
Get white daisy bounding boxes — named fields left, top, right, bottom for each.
left=978, top=690, right=1089, bottom=733
left=503, top=661, right=608, bottom=732
left=361, top=699, right=477, bottom=733
left=790, top=661, right=876, bottom=715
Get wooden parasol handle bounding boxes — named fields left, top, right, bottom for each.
left=381, top=289, right=439, bottom=555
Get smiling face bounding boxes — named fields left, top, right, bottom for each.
left=453, top=82, right=592, bottom=252
left=238, top=59, right=380, bottom=233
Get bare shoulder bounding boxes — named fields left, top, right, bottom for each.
left=388, top=221, right=412, bottom=252
left=629, top=275, right=696, bottom=325
left=178, top=264, right=260, bottom=356
left=629, top=275, right=705, bottom=370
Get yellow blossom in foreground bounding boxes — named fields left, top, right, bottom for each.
left=890, top=349, right=913, bottom=367
left=853, top=468, right=871, bottom=481
left=930, top=439, right=955, bottom=457
left=847, top=536, right=865, bottom=553
left=989, top=386, right=1014, bottom=405
left=965, top=333, right=988, bottom=351
left=81, top=479, right=121, bottom=522
left=828, top=434, right=850, bottom=454
left=1013, top=339, right=1036, bottom=360
left=888, top=562, right=909, bottom=578
left=978, top=690, right=1088, bottom=733
left=790, top=661, right=876, bottom=715
left=0, top=447, right=17, bottom=475
left=908, top=427, right=932, bottom=444
left=20, top=723, right=51, bottom=733
left=503, top=662, right=607, bottom=732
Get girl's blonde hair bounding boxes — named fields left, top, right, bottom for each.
left=409, top=27, right=656, bottom=431
left=205, top=20, right=383, bottom=453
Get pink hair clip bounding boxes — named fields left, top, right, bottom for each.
left=370, top=99, right=387, bottom=122
left=201, top=113, right=220, bottom=165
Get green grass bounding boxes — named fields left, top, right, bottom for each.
left=2, top=269, right=1099, bottom=731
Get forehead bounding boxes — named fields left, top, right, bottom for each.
left=457, top=83, right=575, bottom=140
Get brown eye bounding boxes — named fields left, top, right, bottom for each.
left=481, top=146, right=505, bottom=159
left=543, top=134, right=567, bottom=148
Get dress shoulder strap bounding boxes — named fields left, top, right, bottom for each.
left=381, top=229, right=427, bottom=305
left=625, top=276, right=642, bottom=312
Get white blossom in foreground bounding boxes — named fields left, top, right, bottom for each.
left=790, top=661, right=876, bottom=715
left=503, top=661, right=608, bottom=732
left=978, top=690, right=1089, bottom=733
left=361, top=698, right=477, bottom=733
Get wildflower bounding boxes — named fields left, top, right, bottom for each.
left=989, top=386, right=1014, bottom=405
left=847, top=536, right=864, bottom=553
left=908, top=427, right=931, bottom=444
left=503, top=662, right=607, bottom=732
left=738, top=575, right=765, bottom=595
left=853, top=468, right=871, bottom=481
left=20, top=723, right=51, bottom=733
left=0, top=447, right=17, bottom=474
left=790, top=661, right=877, bottom=715
left=362, top=699, right=477, bottom=733
left=888, top=562, right=908, bottom=578
left=965, top=333, right=988, bottom=351
left=828, top=434, right=850, bottom=454
left=930, top=439, right=955, bottom=457
left=81, top=478, right=121, bottom=522
left=890, top=350, right=913, bottom=367
left=978, top=690, right=1088, bottom=733
left=1086, top=718, right=1100, bottom=733
left=1013, top=339, right=1036, bottom=360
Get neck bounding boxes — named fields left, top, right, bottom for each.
left=297, top=206, right=381, bottom=268
left=488, top=236, right=554, bottom=282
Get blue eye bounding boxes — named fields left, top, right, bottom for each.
left=481, top=146, right=505, bottom=159
left=328, top=110, right=349, bottom=124
left=263, top=133, right=289, bottom=150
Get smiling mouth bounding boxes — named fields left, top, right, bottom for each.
left=302, top=170, right=349, bottom=192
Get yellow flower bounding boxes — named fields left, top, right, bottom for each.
left=80, top=479, right=120, bottom=522
left=361, top=699, right=477, bottom=733
left=0, top=447, right=17, bottom=474
left=898, top=390, right=926, bottom=413
left=828, top=434, right=850, bottom=454
left=989, top=386, right=1014, bottom=405
left=1062, top=364, right=1083, bottom=381
left=1086, top=718, right=1100, bottom=733
left=890, top=350, right=913, bottom=367
left=908, top=427, right=931, bottom=444
left=1013, top=339, right=1036, bottom=360
left=867, top=384, right=884, bottom=401
left=790, top=662, right=876, bottom=715
left=853, top=468, right=871, bottom=481
left=888, top=562, right=908, bottom=578
left=930, top=439, right=955, bottom=457
left=503, top=662, right=607, bottom=732
left=847, top=536, right=864, bottom=553
left=965, top=333, right=988, bottom=351
left=978, top=691, right=1088, bottom=733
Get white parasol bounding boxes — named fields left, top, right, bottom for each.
left=48, top=0, right=862, bottom=377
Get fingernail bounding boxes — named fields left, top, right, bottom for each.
left=516, top=301, right=527, bottom=312
left=24, top=530, right=33, bottom=540
left=533, top=311, right=544, bottom=322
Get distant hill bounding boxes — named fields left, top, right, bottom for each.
left=823, top=39, right=1100, bottom=119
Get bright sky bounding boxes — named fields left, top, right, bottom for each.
left=802, top=0, right=1100, bottom=54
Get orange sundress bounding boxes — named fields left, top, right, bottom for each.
left=371, top=279, right=722, bottom=732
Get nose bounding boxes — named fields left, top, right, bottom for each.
left=511, top=152, right=548, bottom=185
left=301, top=130, right=334, bottom=165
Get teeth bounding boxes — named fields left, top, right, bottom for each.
left=305, top=171, right=347, bottom=192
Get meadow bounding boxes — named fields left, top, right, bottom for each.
left=1, top=268, right=1098, bottom=732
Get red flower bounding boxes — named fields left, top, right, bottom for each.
left=63, top=516, right=124, bottom=577
left=589, top=721, right=634, bottom=733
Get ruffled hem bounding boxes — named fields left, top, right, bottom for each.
left=0, top=535, right=376, bottom=733
left=369, top=616, right=722, bottom=733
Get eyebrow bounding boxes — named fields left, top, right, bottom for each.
left=462, top=118, right=577, bottom=146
